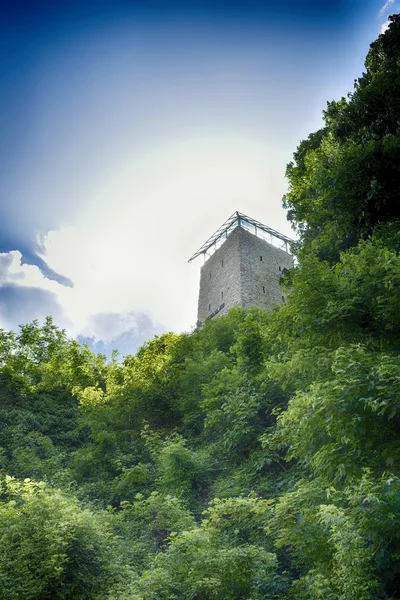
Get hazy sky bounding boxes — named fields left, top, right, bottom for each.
left=0, top=0, right=396, bottom=356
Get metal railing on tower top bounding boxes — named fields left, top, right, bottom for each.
left=188, top=211, right=294, bottom=263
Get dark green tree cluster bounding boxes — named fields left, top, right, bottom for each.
left=284, top=13, right=400, bottom=262
left=1, top=16, right=400, bottom=599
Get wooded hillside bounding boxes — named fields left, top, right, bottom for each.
left=1, top=16, right=400, bottom=600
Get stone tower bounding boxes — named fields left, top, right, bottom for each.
left=189, top=212, right=294, bottom=325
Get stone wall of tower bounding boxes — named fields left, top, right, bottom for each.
left=197, top=226, right=293, bottom=325
left=238, top=227, right=293, bottom=310
left=197, top=227, right=243, bottom=325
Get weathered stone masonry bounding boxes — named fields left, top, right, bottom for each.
left=196, top=221, right=293, bottom=325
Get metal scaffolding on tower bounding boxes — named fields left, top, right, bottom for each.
left=188, top=211, right=294, bottom=263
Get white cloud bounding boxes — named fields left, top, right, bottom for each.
left=78, top=312, right=165, bottom=358
left=0, top=251, right=72, bottom=331
left=380, top=0, right=395, bottom=16
left=81, top=312, right=162, bottom=343
left=41, top=135, right=291, bottom=336
left=378, top=0, right=399, bottom=34
left=0, top=252, right=24, bottom=282
left=381, top=20, right=390, bottom=33
left=0, top=135, right=293, bottom=349
left=379, top=0, right=399, bottom=34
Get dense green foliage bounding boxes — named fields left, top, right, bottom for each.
left=283, top=13, right=400, bottom=262
left=1, top=17, right=400, bottom=599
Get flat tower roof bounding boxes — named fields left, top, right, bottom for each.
left=189, top=211, right=294, bottom=262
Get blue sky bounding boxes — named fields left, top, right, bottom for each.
left=0, top=0, right=396, bottom=356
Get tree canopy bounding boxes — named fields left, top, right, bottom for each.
left=284, top=14, right=400, bottom=261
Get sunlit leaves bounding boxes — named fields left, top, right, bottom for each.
left=129, top=496, right=279, bottom=600
left=0, top=477, right=119, bottom=600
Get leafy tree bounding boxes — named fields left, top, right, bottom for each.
left=283, top=14, right=400, bottom=261
left=113, top=491, right=196, bottom=568
left=0, top=477, right=120, bottom=600
left=125, top=496, right=281, bottom=600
